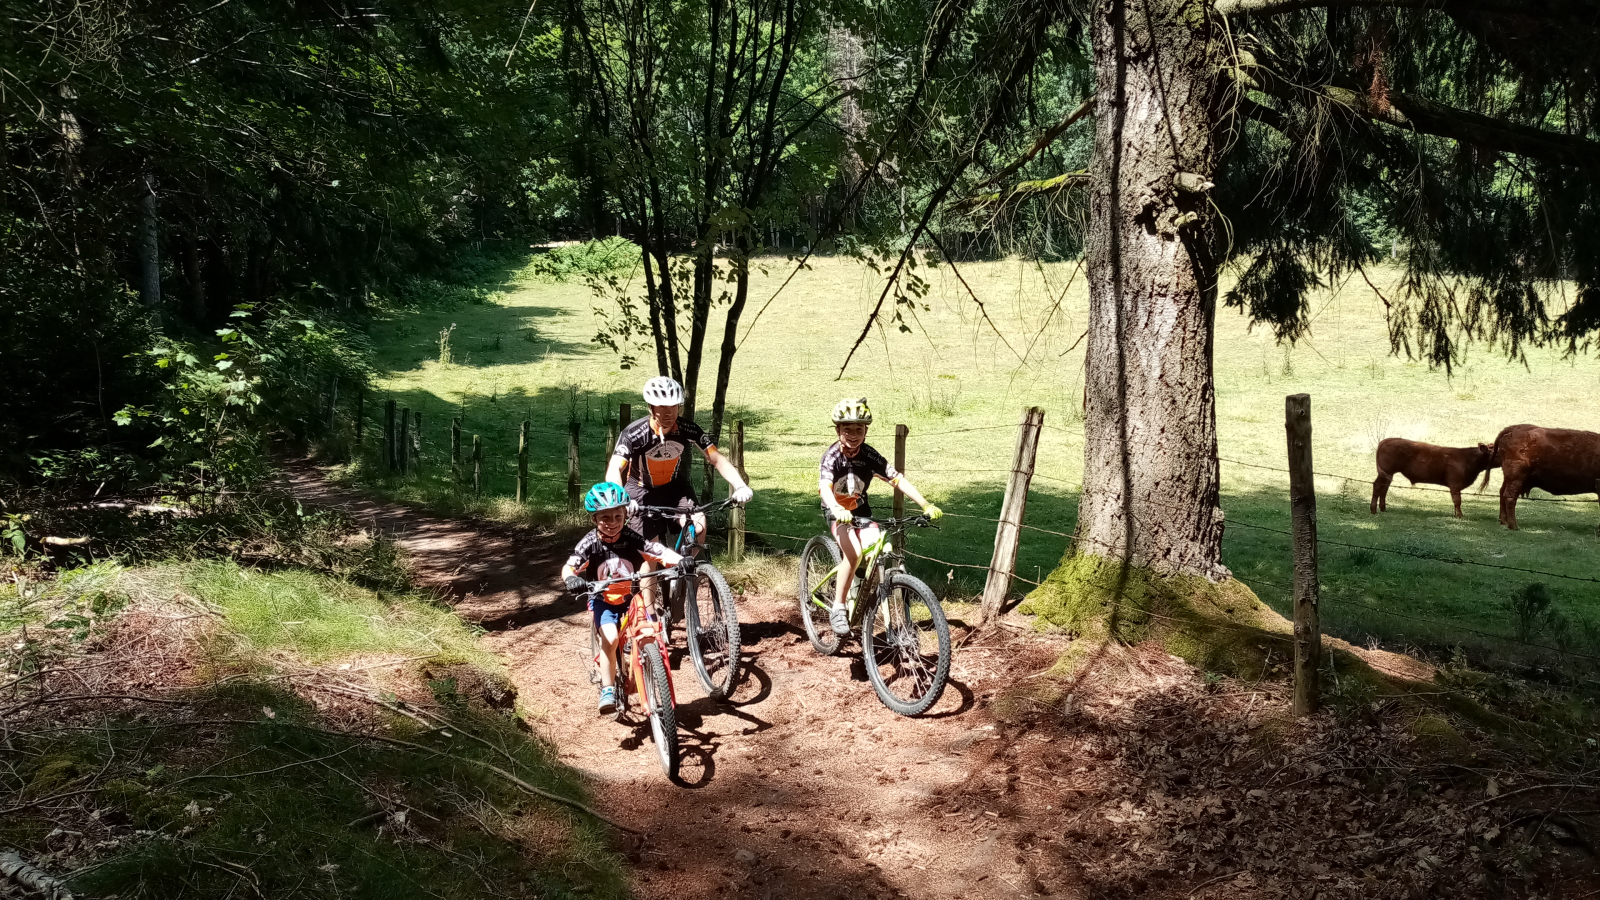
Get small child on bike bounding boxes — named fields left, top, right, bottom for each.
left=562, top=481, right=686, bottom=714
left=819, top=398, right=941, bottom=635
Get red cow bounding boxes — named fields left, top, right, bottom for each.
left=1371, top=438, right=1494, bottom=518
left=1481, top=424, right=1600, bottom=530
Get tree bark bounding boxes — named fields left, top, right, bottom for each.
left=136, top=175, right=162, bottom=316
left=182, top=236, right=207, bottom=323
left=1076, top=0, right=1228, bottom=579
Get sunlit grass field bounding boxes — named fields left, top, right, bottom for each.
left=354, top=250, right=1600, bottom=671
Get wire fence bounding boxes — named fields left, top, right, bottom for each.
left=343, top=393, right=1600, bottom=669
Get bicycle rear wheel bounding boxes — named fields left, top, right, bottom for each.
left=686, top=563, right=741, bottom=698
left=797, top=535, right=843, bottom=655
left=862, top=574, right=951, bottom=716
left=640, top=641, right=679, bottom=779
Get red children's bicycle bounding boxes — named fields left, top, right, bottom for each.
left=583, top=568, right=680, bottom=779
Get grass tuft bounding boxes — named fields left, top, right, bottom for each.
left=176, top=560, right=496, bottom=668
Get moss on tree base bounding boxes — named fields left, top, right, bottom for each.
left=1017, top=553, right=1295, bottom=680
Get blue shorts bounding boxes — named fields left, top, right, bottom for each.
left=589, top=596, right=627, bottom=631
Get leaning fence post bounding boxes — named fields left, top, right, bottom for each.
left=567, top=421, right=581, bottom=508
left=384, top=399, right=396, bottom=471
left=472, top=435, right=483, bottom=496
left=729, top=420, right=746, bottom=563
left=328, top=377, right=339, bottom=434
left=517, top=421, right=529, bottom=504
left=1286, top=393, right=1321, bottom=716
left=982, top=407, right=1045, bottom=623
left=893, top=424, right=909, bottom=520
left=451, top=418, right=462, bottom=484
left=397, top=407, right=411, bottom=474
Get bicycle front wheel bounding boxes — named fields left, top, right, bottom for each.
left=686, top=563, right=741, bottom=698
left=797, top=535, right=843, bottom=656
left=862, top=574, right=951, bottom=716
left=640, top=641, right=679, bottom=779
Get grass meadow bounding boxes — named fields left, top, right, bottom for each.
left=350, top=250, right=1600, bottom=672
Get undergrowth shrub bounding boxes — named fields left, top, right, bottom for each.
left=522, top=237, right=636, bottom=283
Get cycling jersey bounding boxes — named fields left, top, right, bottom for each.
left=565, top=529, right=672, bottom=605
left=819, top=441, right=900, bottom=521
left=612, top=416, right=716, bottom=499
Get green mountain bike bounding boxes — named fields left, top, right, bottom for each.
left=797, top=515, right=951, bottom=716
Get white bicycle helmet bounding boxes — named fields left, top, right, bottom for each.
left=642, top=376, right=684, bottom=406
left=831, top=397, right=873, bottom=425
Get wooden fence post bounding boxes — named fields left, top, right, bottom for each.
left=451, top=418, right=461, bottom=483
left=472, top=435, right=482, bottom=496
left=1286, top=393, right=1321, bottom=716
left=397, top=407, right=410, bottom=474
left=517, top=421, right=529, bottom=503
left=411, top=411, right=422, bottom=470
left=619, top=402, right=632, bottom=431
left=328, top=377, right=338, bottom=433
left=893, top=424, right=909, bottom=520
left=728, top=420, right=746, bottom=563
left=384, top=399, right=396, bottom=471
left=982, top=407, right=1045, bottom=622
left=354, top=390, right=364, bottom=447
left=567, top=421, right=581, bottom=508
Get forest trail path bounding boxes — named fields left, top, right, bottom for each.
left=284, top=460, right=1080, bottom=900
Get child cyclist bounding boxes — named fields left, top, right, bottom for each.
left=562, top=482, right=686, bottom=714
left=820, top=398, right=941, bottom=635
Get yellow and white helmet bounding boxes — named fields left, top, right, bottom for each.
left=830, top=397, right=873, bottom=425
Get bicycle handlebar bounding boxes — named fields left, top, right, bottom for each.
left=849, top=514, right=941, bottom=530
left=638, top=496, right=744, bottom=516
left=579, top=566, right=680, bottom=600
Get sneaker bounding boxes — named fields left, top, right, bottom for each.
left=597, top=686, right=617, bottom=715
left=829, top=604, right=850, bottom=636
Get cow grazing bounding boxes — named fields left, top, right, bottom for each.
left=1371, top=438, right=1494, bottom=518
left=1481, top=424, right=1600, bottom=530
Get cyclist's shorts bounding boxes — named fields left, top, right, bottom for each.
left=628, top=491, right=695, bottom=543
left=589, top=596, right=627, bottom=631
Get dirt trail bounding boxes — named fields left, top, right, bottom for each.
left=286, top=464, right=1591, bottom=900
left=285, top=462, right=1080, bottom=900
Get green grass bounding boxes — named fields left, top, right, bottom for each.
left=168, top=560, right=497, bottom=667
left=352, top=249, right=1600, bottom=671
left=2, top=559, right=625, bottom=900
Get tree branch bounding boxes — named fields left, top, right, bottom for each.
left=972, top=98, right=1092, bottom=191
left=1232, top=65, right=1600, bottom=169
left=1217, top=0, right=1598, bottom=19
left=949, top=170, right=1090, bottom=213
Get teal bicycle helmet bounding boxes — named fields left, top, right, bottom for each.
left=583, top=481, right=630, bottom=513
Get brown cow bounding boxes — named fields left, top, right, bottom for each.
left=1371, top=438, right=1494, bottom=518
left=1481, top=424, right=1600, bottom=530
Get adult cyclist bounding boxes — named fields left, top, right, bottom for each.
left=606, top=375, right=753, bottom=613
left=820, top=398, right=941, bottom=635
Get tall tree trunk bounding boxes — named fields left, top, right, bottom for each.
left=1076, top=0, right=1227, bottom=579
left=640, top=243, right=670, bottom=376
left=183, top=236, right=207, bottom=323
left=684, top=251, right=713, bottom=420
left=709, top=235, right=752, bottom=445
left=137, top=175, right=163, bottom=317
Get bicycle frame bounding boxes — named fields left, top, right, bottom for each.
left=586, top=571, right=676, bottom=707
left=805, top=520, right=906, bottom=621
left=617, top=591, right=677, bottom=707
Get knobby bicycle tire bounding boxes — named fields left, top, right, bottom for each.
left=798, top=535, right=844, bottom=656
left=861, top=573, right=951, bottom=716
left=641, top=641, right=679, bottom=779
left=686, top=564, right=742, bottom=699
